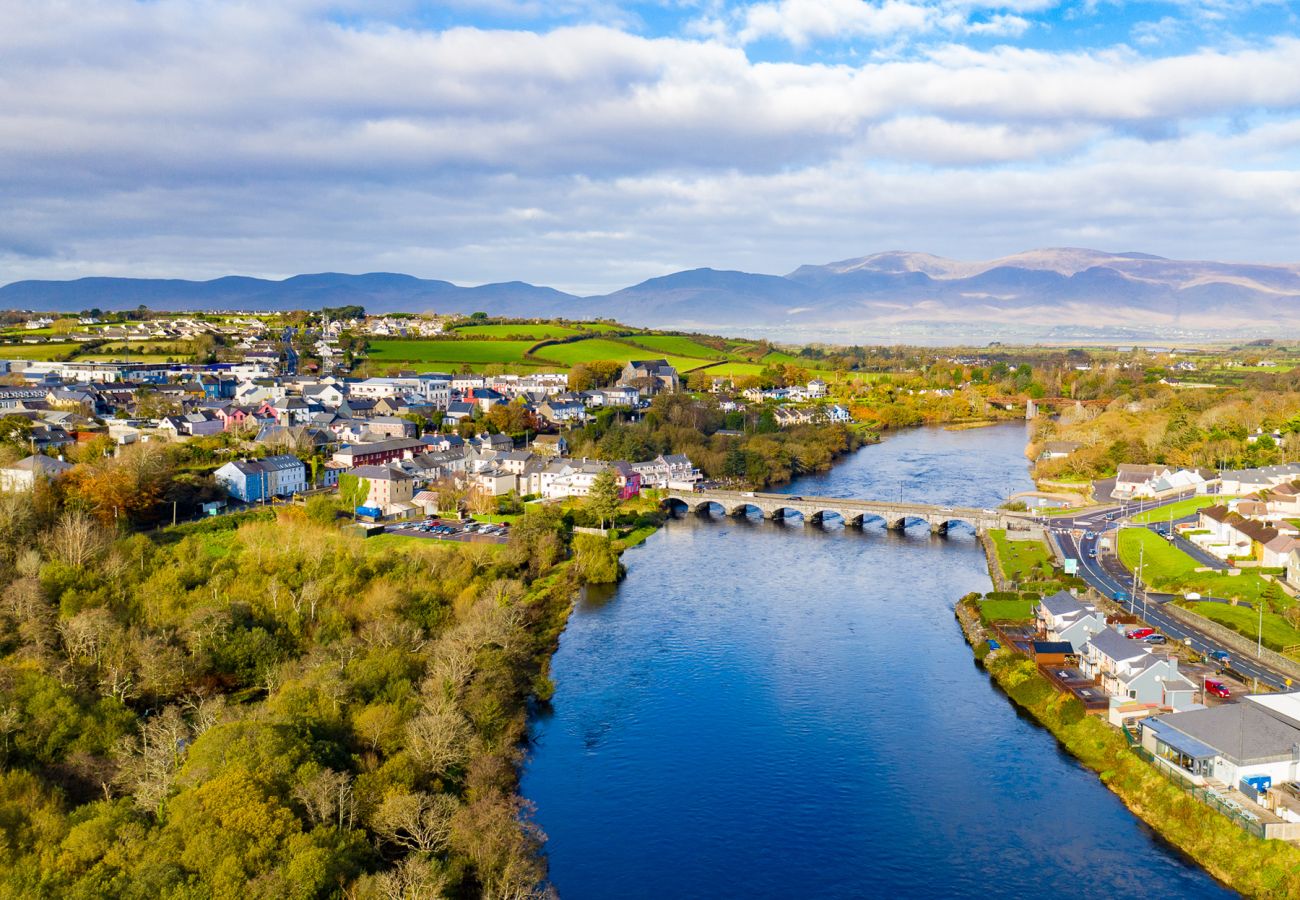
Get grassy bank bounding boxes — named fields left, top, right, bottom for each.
left=1119, top=527, right=1274, bottom=603
left=1132, top=496, right=1238, bottom=524
left=966, top=634, right=1300, bottom=895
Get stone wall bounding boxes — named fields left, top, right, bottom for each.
left=1160, top=602, right=1300, bottom=684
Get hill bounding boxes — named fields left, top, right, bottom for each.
left=6, top=249, right=1300, bottom=340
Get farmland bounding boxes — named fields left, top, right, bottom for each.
left=453, top=323, right=583, bottom=340
left=365, top=339, right=540, bottom=365
left=624, top=334, right=734, bottom=360
left=0, top=342, right=80, bottom=360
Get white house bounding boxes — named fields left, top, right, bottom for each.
left=1079, top=628, right=1197, bottom=710
left=1035, top=590, right=1107, bottom=652
left=1141, top=692, right=1300, bottom=790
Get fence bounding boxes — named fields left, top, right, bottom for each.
left=1129, top=744, right=1268, bottom=840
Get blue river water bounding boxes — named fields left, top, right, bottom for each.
left=522, top=424, right=1233, bottom=898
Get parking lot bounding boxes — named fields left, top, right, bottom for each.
left=386, top=517, right=510, bottom=544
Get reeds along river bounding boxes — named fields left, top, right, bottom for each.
left=522, top=424, right=1232, bottom=899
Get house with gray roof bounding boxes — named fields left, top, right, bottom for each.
left=1141, top=692, right=1300, bottom=789
left=1035, top=590, right=1106, bottom=652
left=1080, top=627, right=1196, bottom=711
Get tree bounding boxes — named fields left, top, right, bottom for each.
left=337, top=473, right=370, bottom=516
left=586, top=468, right=621, bottom=530
left=467, top=485, right=496, bottom=524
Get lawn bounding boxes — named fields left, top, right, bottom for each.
left=1118, top=528, right=1274, bottom=603
left=453, top=323, right=582, bottom=340
left=979, top=597, right=1036, bottom=623
left=989, top=529, right=1053, bottom=581
left=624, top=334, right=729, bottom=360
left=366, top=339, right=539, bottom=365
left=1187, top=602, right=1300, bottom=654
left=1131, top=496, right=1236, bottom=524
left=0, top=342, right=80, bottom=360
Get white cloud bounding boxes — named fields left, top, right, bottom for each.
left=0, top=2, right=1299, bottom=288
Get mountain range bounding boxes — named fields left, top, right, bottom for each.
left=5, top=248, right=1299, bottom=341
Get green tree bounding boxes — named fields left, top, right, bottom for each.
left=586, top=468, right=621, bottom=530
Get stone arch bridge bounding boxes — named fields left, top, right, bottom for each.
left=663, top=489, right=1038, bottom=536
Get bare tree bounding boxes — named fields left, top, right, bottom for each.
left=113, top=706, right=190, bottom=812
left=405, top=699, right=472, bottom=778
left=293, top=766, right=356, bottom=830
left=372, top=791, right=458, bottom=853
left=46, top=510, right=108, bottom=569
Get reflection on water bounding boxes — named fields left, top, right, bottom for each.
left=522, top=425, right=1231, bottom=899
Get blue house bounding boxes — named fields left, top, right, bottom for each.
left=197, top=375, right=237, bottom=399
left=214, top=460, right=268, bottom=502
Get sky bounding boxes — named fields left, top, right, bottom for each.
left=2, top=0, right=1300, bottom=294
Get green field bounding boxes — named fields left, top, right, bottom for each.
left=533, top=338, right=712, bottom=371
left=1118, top=528, right=1273, bottom=602
left=0, top=342, right=80, bottom=360
left=624, top=334, right=729, bottom=360
left=990, top=529, right=1054, bottom=581
left=453, top=323, right=582, bottom=340
left=366, top=339, right=539, bottom=365
left=1131, top=496, right=1236, bottom=524
left=1188, top=601, right=1300, bottom=654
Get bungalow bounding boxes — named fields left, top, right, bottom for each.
left=1140, top=692, right=1300, bottom=790
left=1035, top=590, right=1107, bottom=652
left=1080, top=627, right=1197, bottom=710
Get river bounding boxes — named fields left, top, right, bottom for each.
left=522, top=423, right=1232, bottom=898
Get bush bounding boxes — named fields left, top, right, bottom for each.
left=571, top=533, right=622, bottom=584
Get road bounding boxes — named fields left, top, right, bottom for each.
left=1039, top=494, right=1290, bottom=692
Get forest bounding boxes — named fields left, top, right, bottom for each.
left=0, top=488, right=587, bottom=898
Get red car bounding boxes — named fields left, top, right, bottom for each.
left=1127, top=627, right=1155, bottom=640
left=1205, top=680, right=1231, bottom=699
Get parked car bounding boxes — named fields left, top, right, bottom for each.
left=1142, top=633, right=1167, bottom=644
left=1205, top=679, right=1231, bottom=699
left=1127, top=627, right=1155, bottom=640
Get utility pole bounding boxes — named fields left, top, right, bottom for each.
left=1258, top=599, right=1264, bottom=659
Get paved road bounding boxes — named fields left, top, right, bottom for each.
left=1050, top=519, right=1289, bottom=692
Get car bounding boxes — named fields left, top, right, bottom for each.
left=1087, top=549, right=1097, bottom=559
left=1127, top=627, right=1155, bottom=640
left=1142, top=633, right=1167, bottom=644
left=1084, top=530, right=1096, bottom=539
left=1205, top=679, right=1231, bottom=699
left=1209, top=650, right=1231, bottom=667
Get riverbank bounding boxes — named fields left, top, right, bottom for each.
left=955, top=601, right=1300, bottom=898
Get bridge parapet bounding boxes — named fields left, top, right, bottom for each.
left=663, top=489, right=1037, bottom=536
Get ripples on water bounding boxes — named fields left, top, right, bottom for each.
left=522, top=425, right=1233, bottom=899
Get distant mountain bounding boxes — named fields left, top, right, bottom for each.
left=0, top=272, right=582, bottom=317
left=5, top=249, right=1300, bottom=340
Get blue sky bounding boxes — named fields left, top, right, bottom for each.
left=1, top=1, right=1298, bottom=292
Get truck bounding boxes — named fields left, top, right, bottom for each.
left=1113, top=590, right=1131, bottom=603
